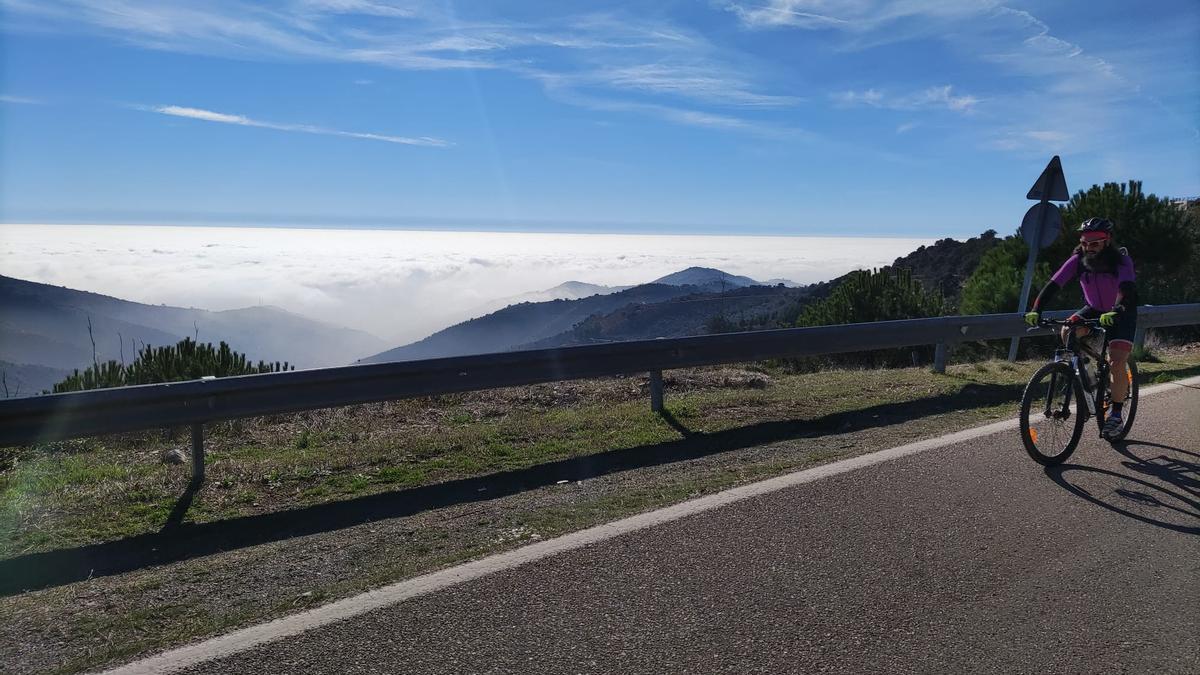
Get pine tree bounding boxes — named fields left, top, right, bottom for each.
left=788, top=268, right=947, bottom=369
left=959, top=180, right=1197, bottom=315
left=796, top=268, right=946, bottom=327
left=53, top=338, right=292, bottom=393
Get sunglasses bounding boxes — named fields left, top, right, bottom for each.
left=1079, top=238, right=1107, bottom=248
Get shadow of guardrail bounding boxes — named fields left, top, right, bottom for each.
left=0, top=381, right=1031, bottom=596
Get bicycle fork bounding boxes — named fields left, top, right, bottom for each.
left=1043, top=358, right=1095, bottom=422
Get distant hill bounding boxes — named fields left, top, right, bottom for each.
left=363, top=269, right=829, bottom=364
left=520, top=233, right=998, bottom=353
left=652, top=267, right=762, bottom=289
left=532, top=280, right=629, bottom=298
left=519, top=284, right=819, bottom=349
left=0, top=360, right=70, bottom=399
left=0, top=232, right=999, bottom=391
left=764, top=278, right=802, bottom=288
left=468, top=280, right=631, bottom=317
left=0, top=276, right=388, bottom=390
left=360, top=283, right=704, bottom=363
left=886, top=230, right=1002, bottom=305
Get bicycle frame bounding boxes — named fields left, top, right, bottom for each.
left=1050, top=322, right=1111, bottom=431
left=1021, top=316, right=1139, bottom=464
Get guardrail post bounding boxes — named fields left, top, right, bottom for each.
left=649, top=370, right=664, bottom=413
left=933, top=342, right=948, bottom=374
left=1133, top=326, right=1147, bottom=351
left=191, top=423, right=205, bottom=483
left=1006, top=334, right=1020, bottom=362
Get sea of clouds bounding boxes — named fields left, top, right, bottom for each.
left=1, top=225, right=934, bottom=344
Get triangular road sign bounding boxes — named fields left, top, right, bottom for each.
left=1027, top=155, right=1069, bottom=201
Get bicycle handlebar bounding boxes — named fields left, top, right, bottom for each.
left=1025, top=317, right=1107, bottom=334
left=1038, top=317, right=1103, bottom=328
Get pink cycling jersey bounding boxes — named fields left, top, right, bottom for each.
left=1049, top=252, right=1135, bottom=311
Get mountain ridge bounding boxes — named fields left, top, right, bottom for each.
left=0, top=275, right=388, bottom=394
left=884, top=229, right=1002, bottom=303
left=650, top=267, right=763, bottom=288
left=361, top=266, right=794, bottom=364
left=3, top=231, right=997, bottom=390
left=359, top=282, right=706, bottom=363
left=360, top=232, right=996, bottom=363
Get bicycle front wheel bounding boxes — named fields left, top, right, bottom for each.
left=1019, top=361, right=1086, bottom=465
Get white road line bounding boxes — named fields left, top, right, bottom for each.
left=96, top=375, right=1200, bottom=675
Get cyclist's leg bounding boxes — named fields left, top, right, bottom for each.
left=1107, top=310, right=1137, bottom=403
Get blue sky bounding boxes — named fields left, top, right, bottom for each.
left=2, top=0, right=1197, bottom=237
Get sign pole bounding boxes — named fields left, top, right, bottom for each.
left=1008, top=156, right=1068, bottom=362
left=1008, top=201, right=1047, bottom=361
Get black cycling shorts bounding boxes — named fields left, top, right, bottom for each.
left=1072, top=305, right=1137, bottom=347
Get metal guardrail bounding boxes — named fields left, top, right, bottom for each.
left=2, top=304, right=1197, bottom=480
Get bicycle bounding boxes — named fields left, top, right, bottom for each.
left=1018, top=317, right=1139, bottom=466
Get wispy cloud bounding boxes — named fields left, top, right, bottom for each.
left=981, top=7, right=1122, bottom=89
left=724, top=1, right=1187, bottom=156
left=296, top=0, right=420, bottom=19
left=912, top=85, right=979, bottom=112
left=586, top=64, right=800, bottom=107
left=831, top=88, right=883, bottom=107
left=720, top=0, right=851, bottom=29
left=722, top=0, right=991, bottom=34
left=531, top=70, right=807, bottom=138
left=832, top=85, right=979, bottom=112
left=5, top=0, right=335, bottom=59
left=0, top=94, right=43, bottom=104
left=6, top=1, right=793, bottom=136
left=147, top=105, right=451, bottom=147
left=988, top=129, right=1070, bottom=153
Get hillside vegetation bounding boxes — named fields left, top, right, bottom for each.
left=361, top=267, right=783, bottom=363
left=0, top=275, right=386, bottom=395
left=523, top=285, right=808, bottom=347
left=53, top=338, right=293, bottom=393
left=962, top=181, right=1199, bottom=315
left=5, top=180, right=1194, bottom=394
left=885, top=230, right=1003, bottom=306
left=360, top=283, right=707, bottom=362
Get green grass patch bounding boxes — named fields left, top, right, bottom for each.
left=5, top=348, right=1200, bottom=675
left=376, top=465, right=426, bottom=486
left=3, top=349, right=1198, bottom=561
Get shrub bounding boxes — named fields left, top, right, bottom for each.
left=53, top=338, right=292, bottom=393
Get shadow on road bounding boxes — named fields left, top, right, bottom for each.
left=162, top=476, right=204, bottom=531
left=0, top=380, right=1030, bottom=596
left=1044, top=439, right=1199, bottom=535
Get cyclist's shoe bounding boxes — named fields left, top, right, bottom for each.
left=1101, top=414, right=1124, bottom=438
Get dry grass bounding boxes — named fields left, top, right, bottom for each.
left=0, top=367, right=794, bottom=557
left=4, top=352, right=1198, bottom=558
left=1, top=348, right=1198, bottom=675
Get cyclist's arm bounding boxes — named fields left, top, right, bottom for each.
left=1113, top=253, right=1137, bottom=313
left=1030, top=279, right=1060, bottom=311
left=1030, top=255, right=1079, bottom=311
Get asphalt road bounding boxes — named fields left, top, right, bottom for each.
left=159, top=381, right=1199, bottom=674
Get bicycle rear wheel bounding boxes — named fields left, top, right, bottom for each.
left=1104, top=360, right=1139, bottom=441
left=1019, top=361, right=1086, bottom=465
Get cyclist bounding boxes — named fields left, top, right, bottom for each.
left=1024, top=217, right=1137, bottom=438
